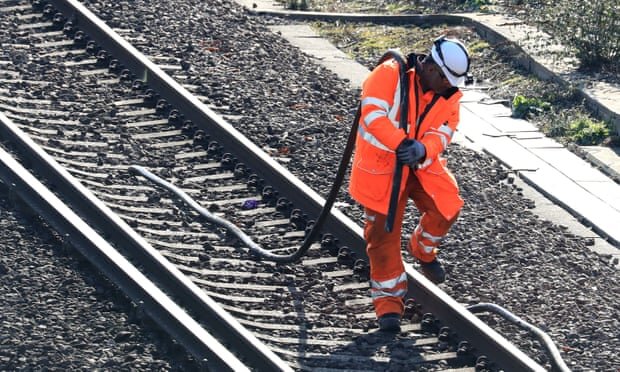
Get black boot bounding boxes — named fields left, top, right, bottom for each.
left=378, top=313, right=401, bottom=332
left=419, top=258, right=446, bottom=284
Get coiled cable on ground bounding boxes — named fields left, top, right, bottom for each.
left=467, top=302, right=571, bottom=372
left=128, top=104, right=360, bottom=263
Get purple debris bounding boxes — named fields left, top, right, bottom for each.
left=241, top=199, right=259, bottom=210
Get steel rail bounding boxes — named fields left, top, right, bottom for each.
left=0, top=114, right=248, bottom=372
left=48, top=0, right=364, bottom=252
left=24, top=0, right=543, bottom=370
left=0, top=106, right=291, bottom=370
left=404, top=267, right=544, bottom=371
left=2, top=3, right=292, bottom=370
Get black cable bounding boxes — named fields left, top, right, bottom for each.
left=128, top=104, right=360, bottom=263
left=384, top=50, right=409, bottom=233
left=130, top=50, right=411, bottom=262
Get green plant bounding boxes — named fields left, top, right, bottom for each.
left=463, top=0, right=494, bottom=10
left=549, top=0, right=619, bottom=71
left=286, top=0, right=308, bottom=10
left=511, top=94, right=551, bottom=119
left=466, top=40, right=490, bottom=54
left=566, top=117, right=610, bottom=145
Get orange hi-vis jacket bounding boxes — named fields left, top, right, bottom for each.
left=349, top=57, right=464, bottom=220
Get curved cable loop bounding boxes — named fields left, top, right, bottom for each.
left=128, top=105, right=360, bottom=264
left=467, top=303, right=570, bottom=372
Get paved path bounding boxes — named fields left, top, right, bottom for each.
left=235, top=1, right=620, bottom=265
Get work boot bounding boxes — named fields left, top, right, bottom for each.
left=378, top=313, right=401, bottom=332
left=419, top=258, right=446, bottom=284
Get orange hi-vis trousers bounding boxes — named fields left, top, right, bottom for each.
left=364, top=172, right=460, bottom=318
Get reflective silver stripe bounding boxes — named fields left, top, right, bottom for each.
left=420, top=241, right=435, bottom=254
left=388, top=78, right=400, bottom=124
left=363, top=110, right=387, bottom=126
left=361, top=96, right=390, bottom=112
left=422, top=123, right=453, bottom=151
left=417, top=157, right=433, bottom=169
left=415, top=237, right=436, bottom=254
left=358, top=124, right=391, bottom=151
left=422, top=232, right=442, bottom=243
left=415, top=224, right=422, bottom=235
left=357, top=73, right=404, bottom=150
left=438, top=123, right=454, bottom=137
left=424, top=131, right=448, bottom=150
left=371, top=288, right=407, bottom=299
left=365, top=212, right=376, bottom=222
left=370, top=272, right=407, bottom=289
left=416, top=225, right=442, bottom=244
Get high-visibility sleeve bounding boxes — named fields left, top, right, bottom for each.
left=419, top=107, right=459, bottom=160
left=359, top=60, right=407, bottom=151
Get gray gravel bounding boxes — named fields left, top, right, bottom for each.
left=78, top=0, right=618, bottom=370
left=1, top=0, right=619, bottom=370
left=0, top=153, right=197, bottom=369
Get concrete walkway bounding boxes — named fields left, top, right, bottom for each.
left=235, top=1, right=620, bottom=264
left=239, top=0, right=620, bottom=175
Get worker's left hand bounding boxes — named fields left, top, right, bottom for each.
left=396, top=139, right=426, bottom=166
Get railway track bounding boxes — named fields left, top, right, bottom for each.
left=0, top=0, right=549, bottom=370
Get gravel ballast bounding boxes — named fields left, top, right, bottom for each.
left=81, top=1, right=620, bottom=371
left=79, top=1, right=618, bottom=369
left=0, top=156, right=196, bottom=369
left=1, top=0, right=618, bottom=370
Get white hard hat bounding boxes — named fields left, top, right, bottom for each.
left=430, top=36, right=470, bottom=87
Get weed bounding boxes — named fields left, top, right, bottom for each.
left=547, top=0, right=619, bottom=72
left=465, top=0, right=492, bottom=10
left=312, top=19, right=615, bottom=146
left=511, top=94, right=550, bottom=119
left=285, top=0, right=308, bottom=10
left=566, top=117, right=611, bottom=145
left=467, top=40, right=490, bottom=54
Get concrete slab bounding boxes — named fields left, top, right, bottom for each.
left=479, top=135, right=544, bottom=171
left=461, top=100, right=512, bottom=118
left=488, top=116, right=540, bottom=133
left=268, top=25, right=369, bottom=88
left=582, top=82, right=620, bottom=127
left=514, top=136, right=564, bottom=149
left=461, top=106, right=544, bottom=170
left=458, top=106, right=503, bottom=138
left=460, top=89, right=492, bottom=103
left=576, top=181, right=620, bottom=211
left=520, top=166, right=620, bottom=245
left=513, top=176, right=620, bottom=268
left=581, top=145, right=620, bottom=179
left=529, top=148, right=613, bottom=182
left=240, top=5, right=620, bottom=252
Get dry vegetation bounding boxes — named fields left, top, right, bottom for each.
left=282, top=0, right=620, bottom=146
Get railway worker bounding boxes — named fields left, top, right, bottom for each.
left=348, top=35, right=471, bottom=332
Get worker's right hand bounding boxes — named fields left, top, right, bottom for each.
left=396, top=139, right=426, bottom=166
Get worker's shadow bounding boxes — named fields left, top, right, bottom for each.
left=283, top=273, right=454, bottom=370
left=317, top=328, right=435, bottom=371
left=286, top=290, right=463, bottom=370
left=284, top=281, right=420, bottom=369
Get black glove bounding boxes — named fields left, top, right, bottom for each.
left=396, top=139, right=426, bottom=166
